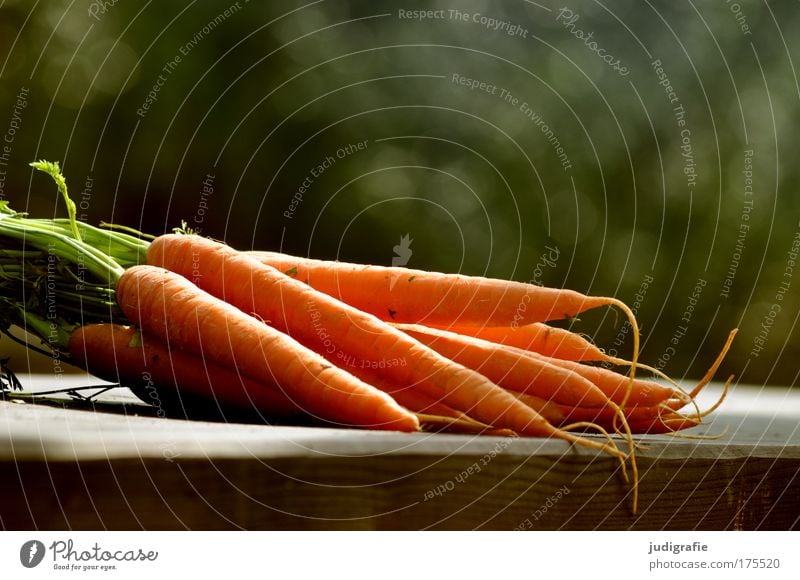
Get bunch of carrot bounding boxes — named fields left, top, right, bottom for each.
left=0, top=161, right=737, bottom=514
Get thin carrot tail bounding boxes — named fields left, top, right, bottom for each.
left=415, top=413, right=515, bottom=436
left=598, top=296, right=640, bottom=514
left=687, top=329, right=738, bottom=399
left=665, top=374, right=734, bottom=421
left=560, top=403, right=639, bottom=514
left=602, top=297, right=640, bottom=409
left=549, top=421, right=632, bottom=495
left=604, top=356, right=679, bottom=388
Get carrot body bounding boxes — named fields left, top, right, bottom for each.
left=392, top=322, right=638, bottom=509
left=624, top=417, right=702, bottom=434
left=557, top=403, right=686, bottom=427
left=148, top=235, right=615, bottom=442
left=435, top=323, right=607, bottom=361
left=527, top=354, right=678, bottom=407
left=508, top=392, right=566, bottom=424
left=115, top=264, right=420, bottom=432
left=386, top=387, right=470, bottom=420
left=405, top=324, right=676, bottom=407
left=69, top=323, right=301, bottom=418
left=247, top=250, right=617, bottom=326
left=395, top=323, right=612, bottom=408
left=384, top=387, right=516, bottom=435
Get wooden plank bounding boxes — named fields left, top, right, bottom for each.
left=1, top=377, right=799, bottom=530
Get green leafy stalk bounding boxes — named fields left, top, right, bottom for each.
left=100, top=221, right=157, bottom=241
left=0, top=204, right=125, bottom=284
left=30, top=160, right=82, bottom=242
left=0, top=160, right=156, bottom=360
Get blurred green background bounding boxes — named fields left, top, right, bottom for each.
left=0, top=0, right=798, bottom=385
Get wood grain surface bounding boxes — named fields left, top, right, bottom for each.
left=1, top=376, right=798, bottom=530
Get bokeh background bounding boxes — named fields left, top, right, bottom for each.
left=1, top=0, right=798, bottom=386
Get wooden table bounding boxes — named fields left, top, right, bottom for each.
left=1, top=375, right=798, bottom=530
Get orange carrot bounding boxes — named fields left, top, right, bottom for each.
left=148, top=234, right=627, bottom=458
left=69, top=323, right=302, bottom=419
left=434, top=322, right=606, bottom=361
left=383, top=387, right=511, bottom=434
left=507, top=391, right=566, bottom=424
left=557, top=403, right=687, bottom=427
left=625, top=417, right=703, bottom=434
left=395, top=323, right=684, bottom=408
left=558, top=371, right=734, bottom=435
left=247, top=250, right=636, bottom=329
left=371, top=381, right=470, bottom=420
left=622, top=380, right=731, bottom=434
left=247, top=248, right=643, bottom=425
left=529, top=355, right=681, bottom=407
left=364, top=378, right=516, bottom=435
left=523, top=329, right=738, bottom=408
left=414, top=414, right=518, bottom=436
left=391, top=322, right=639, bottom=508
left=432, top=322, right=678, bottom=389
left=394, top=323, right=617, bottom=408
left=115, top=264, right=420, bottom=432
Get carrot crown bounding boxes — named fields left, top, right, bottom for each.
left=0, top=161, right=151, bottom=352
